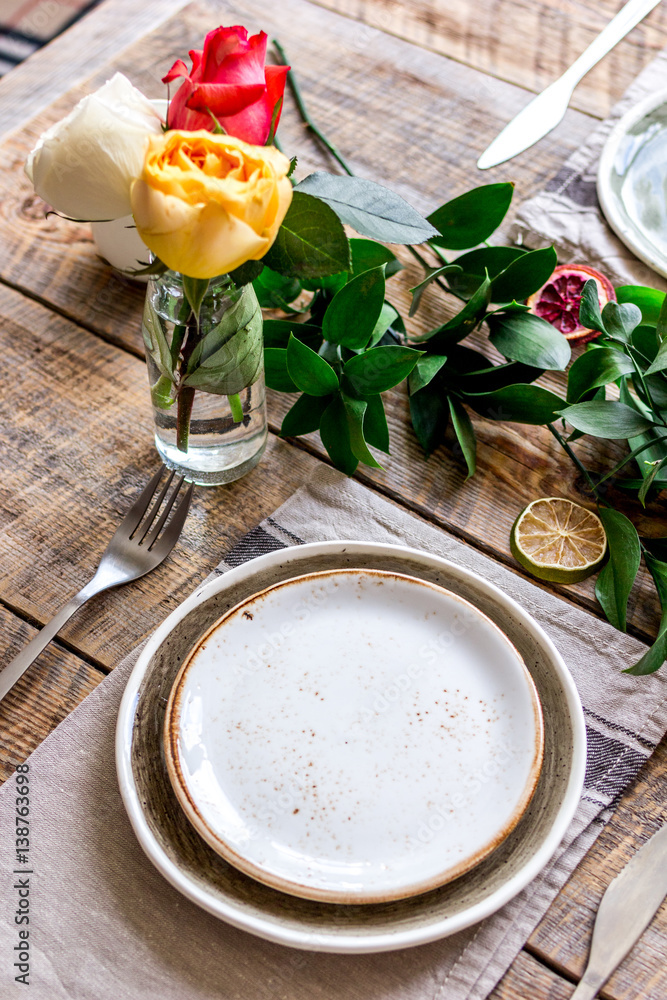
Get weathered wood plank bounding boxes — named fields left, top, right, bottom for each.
left=0, top=0, right=189, bottom=141
left=0, top=603, right=103, bottom=783
left=310, top=0, right=667, bottom=120
left=0, top=282, right=320, bottom=672
left=528, top=737, right=667, bottom=1000
left=491, top=949, right=573, bottom=999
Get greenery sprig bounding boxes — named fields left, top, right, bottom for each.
left=248, top=47, right=667, bottom=675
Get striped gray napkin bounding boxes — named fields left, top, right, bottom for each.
left=513, top=46, right=667, bottom=289
left=1, top=466, right=666, bottom=1000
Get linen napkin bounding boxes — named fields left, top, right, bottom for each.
left=1, top=466, right=666, bottom=1000
left=513, top=46, right=667, bottom=289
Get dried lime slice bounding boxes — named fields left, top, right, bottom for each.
left=510, top=497, right=607, bottom=584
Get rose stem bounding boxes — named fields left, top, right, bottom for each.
left=176, top=387, right=195, bottom=452
left=272, top=40, right=353, bottom=176
left=228, top=392, right=244, bottom=424
left=272, top=40, right=451, bottom=295
left=175, top=304, right=200, bottom=453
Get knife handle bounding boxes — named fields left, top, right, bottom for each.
left=563, top=0, right=661, bottom=87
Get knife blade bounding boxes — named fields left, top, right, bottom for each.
left=477, top=0, right=662, bottom=170
left=570, top=821, right=667, bottom=1000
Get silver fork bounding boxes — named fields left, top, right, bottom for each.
left=1, top=466, right=194, bottom=702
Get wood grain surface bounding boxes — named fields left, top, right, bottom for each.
left=1, top=1, right=667, bottom=998
left=310, top=0, right=667, bottom=120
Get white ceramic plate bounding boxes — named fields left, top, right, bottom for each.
left=116, top=541, right=586, bottom=953
left=163, top=569, right=544, bottom=904
left=597, top=88, right=667, bottom=279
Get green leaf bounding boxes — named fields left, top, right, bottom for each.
left=281, top=393, right=332, bottom=437
left=601, top=301, right=642, bottom=342
left=409, top=265, right=462, bottom=316
left=463, top=384, right=565, bottom=424
left=408, top=355, right=448, bottom=394
left=264, top=348, right=298, bottom=392
left=295, top=172, right=438, bottom=244
left=263, top=191, right=351, bottom=278
left=229, top=259, right=264, bottom=287
left=448, top=397, right=476, bottom=478
left=420, top=275, right=492, bottom=350
left=559, top=401, right=654, bottom=438
left=631, top=325, right=659, bottom=364
left=286, top=334, right=339, bottom=396
left=409, top=384, right=449, bottom=456
left=344, top=345, right=422, bottom=395
left=181, top=276, right=209, bottom=322
left=342, top=394, right=383, bottom=468
left=350, top=238, right=403, bottom=278
left=142, top=295, right=174, bottom=380
left=363, top=394, right=390, bottom=453
left=617, top=285, right=665, bottom=327
left=566, top=347, right=635, bottom=403
left=262, top=320, right=322, bottom=351
left=253, top=267, right=302, bottom=310
left=322, top=265, right=386, bottom=350
left=428, top=183, right=514, bottom=249
left=595, top=507, right=641, bottom=632
left=579, top=279, right=607, bottom=336
left=625, top=554, right=667, bottom=674
left=369, top=301, right=400, bottom=348
left=638, top=456, right=667, bottom=506
left=456, top=360, right=544, bottom=393
left=490, top=246, right=557, bottom=303
left=488, top=312, right=571, bottom=370
left=645, top=336, right=667, bottom=375
left=182, top=292, right=264, bottom=395
left=452, top=246, right=526, bottom=276
left=319, top=395, right=358, bottom=475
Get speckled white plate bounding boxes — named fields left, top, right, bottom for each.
left=116, top=541, right=586, bottom=953
left=163, top=568, right=544, bottom=904
left=597, top=88, right=667, bottom=279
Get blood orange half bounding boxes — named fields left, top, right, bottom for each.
left=526, top=264, right=615, bottom=344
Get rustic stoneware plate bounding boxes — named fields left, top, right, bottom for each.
left=116, top=541, right=586, bottom=953
left=163, top=568, right=544, bottom=904
left=597, top=88, right=667, bottom=279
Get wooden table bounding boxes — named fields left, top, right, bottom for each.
left=1, top=0, right=667, bottom=995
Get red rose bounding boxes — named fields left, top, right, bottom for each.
left=163, top=26, right=288, bottom=145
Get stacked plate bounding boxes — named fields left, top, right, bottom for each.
left=116, top=541, right=586, bottom=953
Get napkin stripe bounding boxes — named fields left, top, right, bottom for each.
left=583, top=726, right=646, bottom=799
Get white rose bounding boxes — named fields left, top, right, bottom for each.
left=25, top=73, right=163, bottom=221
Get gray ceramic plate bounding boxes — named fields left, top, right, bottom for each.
left=598, top=88, right=667, bottom=279
left=116, top=541, right=586, bottom=953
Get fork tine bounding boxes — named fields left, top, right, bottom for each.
left=149, top=481, right=194, bottom=554
left=114, top=465, right=167, bottom=538
left=142, top=474, right=186, bottom=548
left=132, top=468, right=175, bottom=542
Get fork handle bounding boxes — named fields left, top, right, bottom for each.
left=0, top=580, right=100, bottom=703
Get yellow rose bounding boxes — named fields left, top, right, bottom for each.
left=131, top=131, right=292, bottom=279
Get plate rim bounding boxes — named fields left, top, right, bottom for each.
left=116, top=540, right=586, bottom=953
left=163, top=566, right=545, bottom=904
left=597, top=86, right=667, bottom=280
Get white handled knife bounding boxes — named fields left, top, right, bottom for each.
left=570, top=821, right=667, bottom=999
left=478, top=0, right=662, bottom=170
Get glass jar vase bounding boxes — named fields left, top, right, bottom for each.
left=142, top=269, right=267, bottom=486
